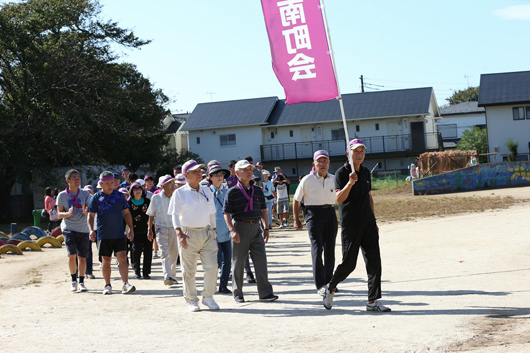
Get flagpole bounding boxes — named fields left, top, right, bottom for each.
left=319, top=0, right=354, bottom=171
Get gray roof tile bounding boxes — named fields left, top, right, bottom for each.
left=440, top=101, right=484, bottom=116
left=181, top=97, right=278, bottom=131
left=478, top=70, right=530, bottom=106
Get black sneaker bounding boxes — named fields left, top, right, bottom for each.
left=218, top=287, right=232, bottom=294
left=143, top=274, right=151, bottom=279
left=246, top=274, right=256, bottom=284
left=260, top=294, right=279, bottom=302
left=234, top=295, right=245, bottom=303
left=135, top=274, right=142, bottom=279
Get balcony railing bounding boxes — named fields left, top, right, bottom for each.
left=260, top=133, right=441, bottom=162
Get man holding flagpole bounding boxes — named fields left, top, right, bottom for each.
left=322, top=139, right=391, bottom=312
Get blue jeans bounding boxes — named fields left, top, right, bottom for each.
left=217, top=240, right=232, bottom=288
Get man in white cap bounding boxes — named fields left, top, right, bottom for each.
left=175, top=173, right=186, bottom=188
left=293, top=150, right=338, bottom=297
left=322, top=139, right=391, bottom=312
left=168, top=160, right=219, bottom=312
left=223, top=160, right=279, bottom=303
left=146, top=174, right=179, bottom=286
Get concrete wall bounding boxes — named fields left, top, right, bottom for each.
left=485, top=105, right=530, bottom=162
left=412, top=161, right=530, bottom=195
left=188, top=126, right=263, bottom=167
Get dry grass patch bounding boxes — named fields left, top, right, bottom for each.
left=376, top=195, right=524, bottom=222
left=26, top=268, right=42, bottom=285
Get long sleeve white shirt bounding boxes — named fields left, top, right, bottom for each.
left=168, top=184, right=216, bottom=229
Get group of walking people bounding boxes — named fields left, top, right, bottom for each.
left=56, top=138, right=390, bottom=313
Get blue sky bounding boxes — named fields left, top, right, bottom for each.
left=96, top=1, right=530, bottom=113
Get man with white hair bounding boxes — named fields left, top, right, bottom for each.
left=223, top=160, right=279, bottom=303
left=168, top=160, right=219, bottom=312
left=293, top=150, right=338, bottom=297
left=146, top=175, right=179, bottom=286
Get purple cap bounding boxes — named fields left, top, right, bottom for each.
left=144, top=174, right=153, bottom=181
left=83, top=185, right=95, bottom=193
left=313, top=150, right=330, bottom=161
left=349, top=139, right=367, bottom=150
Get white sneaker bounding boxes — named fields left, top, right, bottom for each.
left=189, top=301, right=201, bottom=312
left=122, top=282, right=136, bottom=294
left=284, top=221, right=289, bottom=227
left=367, top=300, right=391, bottom=312
left=317, top=285, right=327, bottom=297
left=70, top=281, right=78, bottom=292
left=103, top=284, right=112, bottom=295
left=78, top=282, right=88, bottom=292
left=323, top=288, right=335, bottom=310
left=201, top=296, right=220, bottom=310
left=279, top=224, right=284, bottom=229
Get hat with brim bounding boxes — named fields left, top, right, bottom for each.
left=208, top=165, right=230, bottom=178
left=313, top=149, right=330, bottom=161
left=262, top=169, right=270, bottom=176
left=157, top=174, right=176, bottom=188
left=349, top=138, right=367, bottom=151
left=175, top=173, right=186, bottom=185
left=182, top=160, right=205, bottom=175
left=274, top=166, right=281, bottom=172
left=118, top=187, right=129, bottom=194
left=129, top=182, right=143, bottom=191
left=83, top=185, right=95, bottom=193
left=235, top=160, right=255, bottom=171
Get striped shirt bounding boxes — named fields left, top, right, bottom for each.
left=223, top=183, right=266, bottom=221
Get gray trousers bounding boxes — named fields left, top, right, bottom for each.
left=232, top=221, right=273, bottom=299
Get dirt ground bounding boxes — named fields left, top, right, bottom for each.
left=1, top=186, right=530, bottom=353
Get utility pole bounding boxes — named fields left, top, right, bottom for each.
left=360, top=75, right=364, bottom=93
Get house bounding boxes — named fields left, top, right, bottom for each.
left=163, top=113, right=190, bottom=154
left=181, top=88, right=442, bottom=176
left=478, top=70, right=530, bottom=162
left=438, top=101, right=486, bottom=149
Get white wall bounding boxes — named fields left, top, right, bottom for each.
left=486, top=105, right=530, bottom=162
left=188, top=126, right=263, bottom=167
left=437, top=113, right=486, bottom=138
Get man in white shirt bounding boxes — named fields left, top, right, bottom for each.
left=293, top=150, right=338, bottom=297
left=147, top=175, right=179, bottom=286
left=168, top=160, right=219, bottom=312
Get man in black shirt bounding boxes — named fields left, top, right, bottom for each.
left=323, top=139, right=391, bottom=312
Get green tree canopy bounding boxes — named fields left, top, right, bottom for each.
left=446, top=86, right=479, bottom=105
left=456, top=126, right=488, bottom=162
left=0, top=0, right=170, bottom=220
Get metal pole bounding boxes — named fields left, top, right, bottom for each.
left=320, top=0, right=354, bottom=171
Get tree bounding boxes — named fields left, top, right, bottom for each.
left=0, top=0, right=169, bottom=220
left=456, top=126, right=488, bottom=163
left=446, top=86, right=479, bottom=105
left=506, top=137, right=519, bottom=162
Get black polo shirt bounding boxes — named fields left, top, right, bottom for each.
left=335, top=163, right=375, bottom=227
left=223, top=182, right=266, bottom=221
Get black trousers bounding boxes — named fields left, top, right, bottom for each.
left=132, top=233, right=153, bottom=276
left=305, top=207, right=338, bottom=289
left=329, top=219, right=382, bottom=301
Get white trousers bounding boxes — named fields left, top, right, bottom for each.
left=179, top=226, right=218, bottom=303
left=155, top=227, right=179, bottom=280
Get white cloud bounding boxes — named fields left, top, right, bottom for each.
left=493, top=5, right=530, bottom=20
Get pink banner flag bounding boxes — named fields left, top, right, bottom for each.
left=261, top=0, right=338, bottom=104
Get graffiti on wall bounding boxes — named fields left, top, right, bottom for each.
left=413, top=162, right=530, bottom=195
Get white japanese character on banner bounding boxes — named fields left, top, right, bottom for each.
left=277, top=0, right=306, bottom=27
left=288, top=53, right=316, bottom=81
left=282, top=25, right=312, bottom=54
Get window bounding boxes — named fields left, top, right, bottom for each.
left=196, top=137, right=200, bottom=144
left=513, top=107, right=525, bottom=120
left=271, top=132, right=275, bottom=139
left=356, top=125, right=360, bottom=132
left=331, top=129, right=345, bottom=140
left=292, top=168, right=296, bottom=175
left=526, top=107, right=530, bottom=120
left=289, top=130, right=294, bottom=137
left=375, top=123, right=379, bottom=131
left=220, top=134, right=236, bottom=146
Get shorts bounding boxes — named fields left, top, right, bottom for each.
left=277, top=198, right=289, bottom=214
left=63, top=230, right=90, bottom=258
left=97, top=237, right=127, bottom=257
